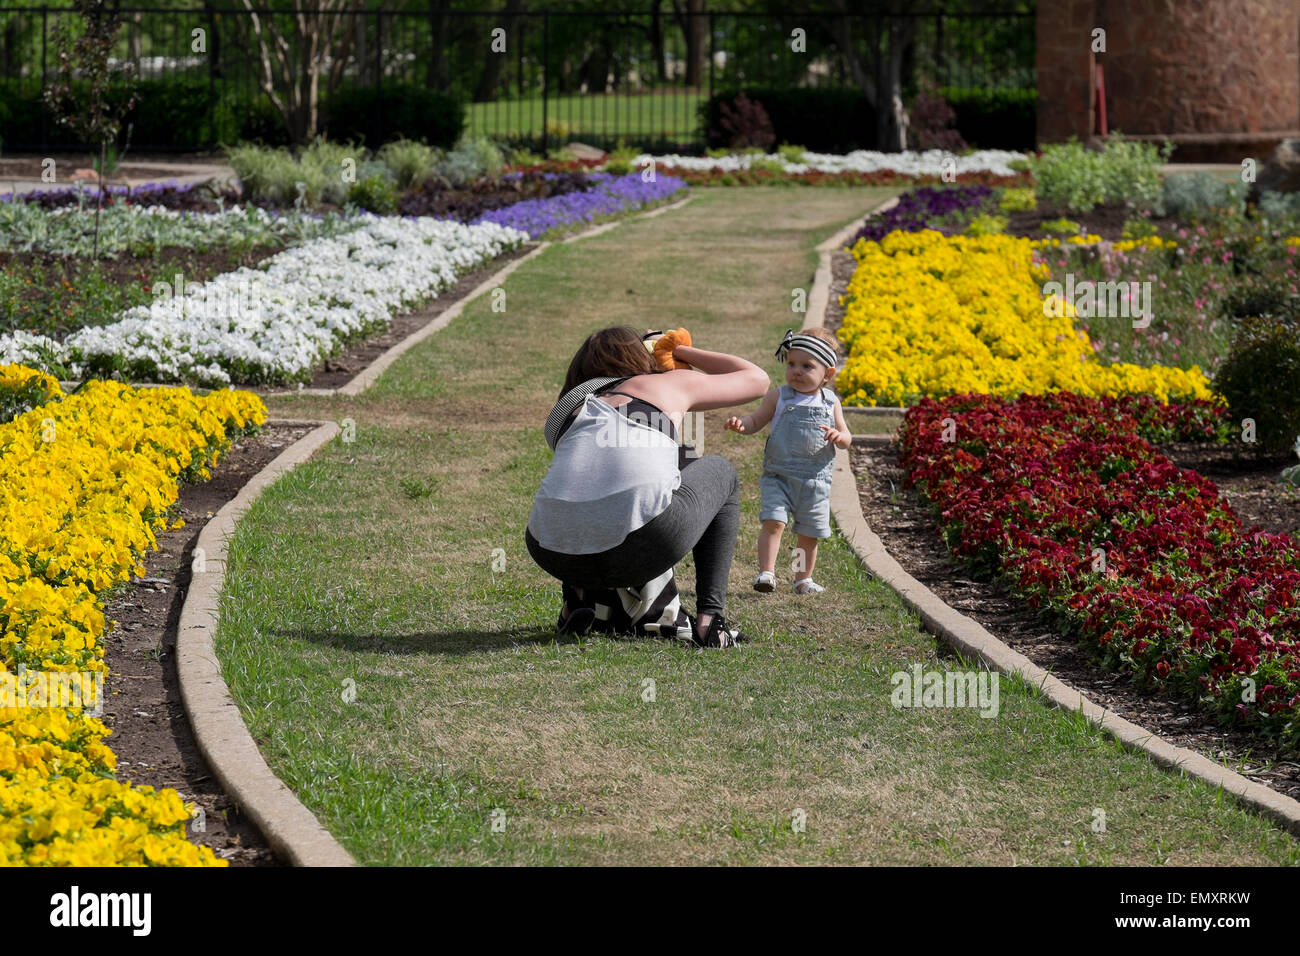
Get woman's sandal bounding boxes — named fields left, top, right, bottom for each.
left=693, top=613, right=747, bottom=648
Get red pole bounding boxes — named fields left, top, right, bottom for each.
left=1095, top=62, right=1108, bottom=136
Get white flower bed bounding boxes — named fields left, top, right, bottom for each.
left=634, top=149, right=1028, bottom=178
left=0, top=202, right=354, bottom=258
left=0, top=216, right=529, bottom=386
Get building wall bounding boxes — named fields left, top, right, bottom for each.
left=1037, top=0, right=1300, bottom=161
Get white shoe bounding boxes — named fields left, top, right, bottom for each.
left=793, top=578, right=825, bottom=595
left=753, top=571, right=776, bottom=592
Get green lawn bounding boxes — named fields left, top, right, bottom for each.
left=468, top=90, right=707, bottom=141
left=217, top=187, right=1300, bottom=865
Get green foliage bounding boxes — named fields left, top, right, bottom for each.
left=1121, top=217, right=1159, bottom=239
left=507, top=147, right=545, bottom=167
left=1030, top=136, right=1171, bottom=214
left=1259, top=190, right=1300, bottom=219
left=1214, top=315, right=1300, bottom=455
left=603, top=145, right=639, bottom=176
left=966, top=213, right=1008, bottom=236
left=376, top=139, right=442, bottom=190
left=997, top=187, right=1036, bottom=212
left=437, top=134, right=504, bottom=186
left=1162, top=172, right=1248, bottom=222
left=777, top=143, right=807, bottom=164
left=1042, top=217, right=1081, bottom=235
left=0, top=372, right=61, bottom=424
left=749, top=157, right=785, bottom=174
left=347, top=174, right=398, bottom=215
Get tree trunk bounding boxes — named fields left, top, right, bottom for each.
left=425, top=0, right=450, bottom=92
left=685, top=0, right=705, bottom=88
left=475, top=0, right=523, bottom=102
left=650, top=0, right=666, bottom=84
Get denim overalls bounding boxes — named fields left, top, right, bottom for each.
left=759, top=385, right=837, bottom=538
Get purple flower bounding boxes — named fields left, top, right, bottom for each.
left=853, top=185, right=994, bottom=243
left=471, top=173, right=687, bottom=239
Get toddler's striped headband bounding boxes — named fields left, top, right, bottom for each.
left=775, top=328, right=837, bottom=368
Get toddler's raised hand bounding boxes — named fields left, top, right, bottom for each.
left=821, top=423, right=845, bottom=446
left=726, top=416, right=747, bottom=433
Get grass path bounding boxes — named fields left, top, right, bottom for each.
left=218, top=187, right=1300, bottom=865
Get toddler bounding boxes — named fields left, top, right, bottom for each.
left=725, top=328, right=852, bottom=594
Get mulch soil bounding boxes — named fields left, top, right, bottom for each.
left=250, top=241, right=539, bottom=392
left=1003, top=201, right=1179, bottom=242
left=825, top=245, right=1300, bottom=801
left=103, top=422, right=315, bottom=867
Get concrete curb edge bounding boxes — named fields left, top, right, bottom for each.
left=177, top=418, right=359, bottom=866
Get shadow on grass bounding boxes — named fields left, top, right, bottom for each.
left=267, top=624, right=680, bottom=656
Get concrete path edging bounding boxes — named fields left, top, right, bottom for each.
left=807, top=194, right=1300, bottom=838
left=177, top=417, right=358, bottom=866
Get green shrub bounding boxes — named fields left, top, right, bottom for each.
left=325, top=82, right=464, bottom=150
left=437, top=134, right=504, bottom=186
left=507, top=146, right=545, bottom=167
left=1042, top=217, right=1081, bottom=235
left=347, top=174, right=398, bottom=214
left=377, top=138, right=441, bottom=189
left=997, top=187, right=1036, bottom=212
left=1214, top=315, right=1300, bottom=455
left=1259, top=190, right=1300, bottom=219
left=1162, top=171, right=1247, bottom=221
left=1121, top=217, right=1159, bottom=239
left=603, top=145, right=639, bottom=176
left=705, top=147, right=730, bottom=158
left=1030, top=136, right=1170, bottom=214
left=777, top=143, right=807, bottom=164
left=750, top=156, right=785, bottom=174
left=939, top=87, right=1036, bottom=151
left=966, top=213, right=1008, bottom=236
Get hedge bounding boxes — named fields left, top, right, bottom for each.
left=940, top=87, right=1036, bottom=151
left=0, top=78, right=462, bottom=151
left=700, top=85, right=1034, bottom=153
left=699, top=87, right=877, bottom=153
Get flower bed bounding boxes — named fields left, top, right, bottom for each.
left=0, top=217, right=529, bottom=386
left=0, top=200, right=354, bottom=259
left=901, top=392, right=1299, bottom=750
left=471, top=171, right=687, bottom=238
left=1, top=370, right=265, bottom=864
left=835, top=229, right=1212, bottom=407
left=640, top=148, right=1028, bottom=178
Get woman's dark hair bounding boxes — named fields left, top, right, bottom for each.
left=560, top=326, right=659, bottom=397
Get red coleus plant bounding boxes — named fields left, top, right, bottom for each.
left=900, top=392, right=1300, bottom=751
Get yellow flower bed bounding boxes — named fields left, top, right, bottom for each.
left=836, top=230, right=1212, bottom=407
left=0, top=373, right=265, bottom=865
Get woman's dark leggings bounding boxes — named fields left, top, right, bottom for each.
left=525, top=454, right=740, bottom=617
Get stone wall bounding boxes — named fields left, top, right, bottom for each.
left=1037, top=0, right=1299, bottom=161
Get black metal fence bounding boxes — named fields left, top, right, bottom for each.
left=0, top=6, right=1035, bottom=153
